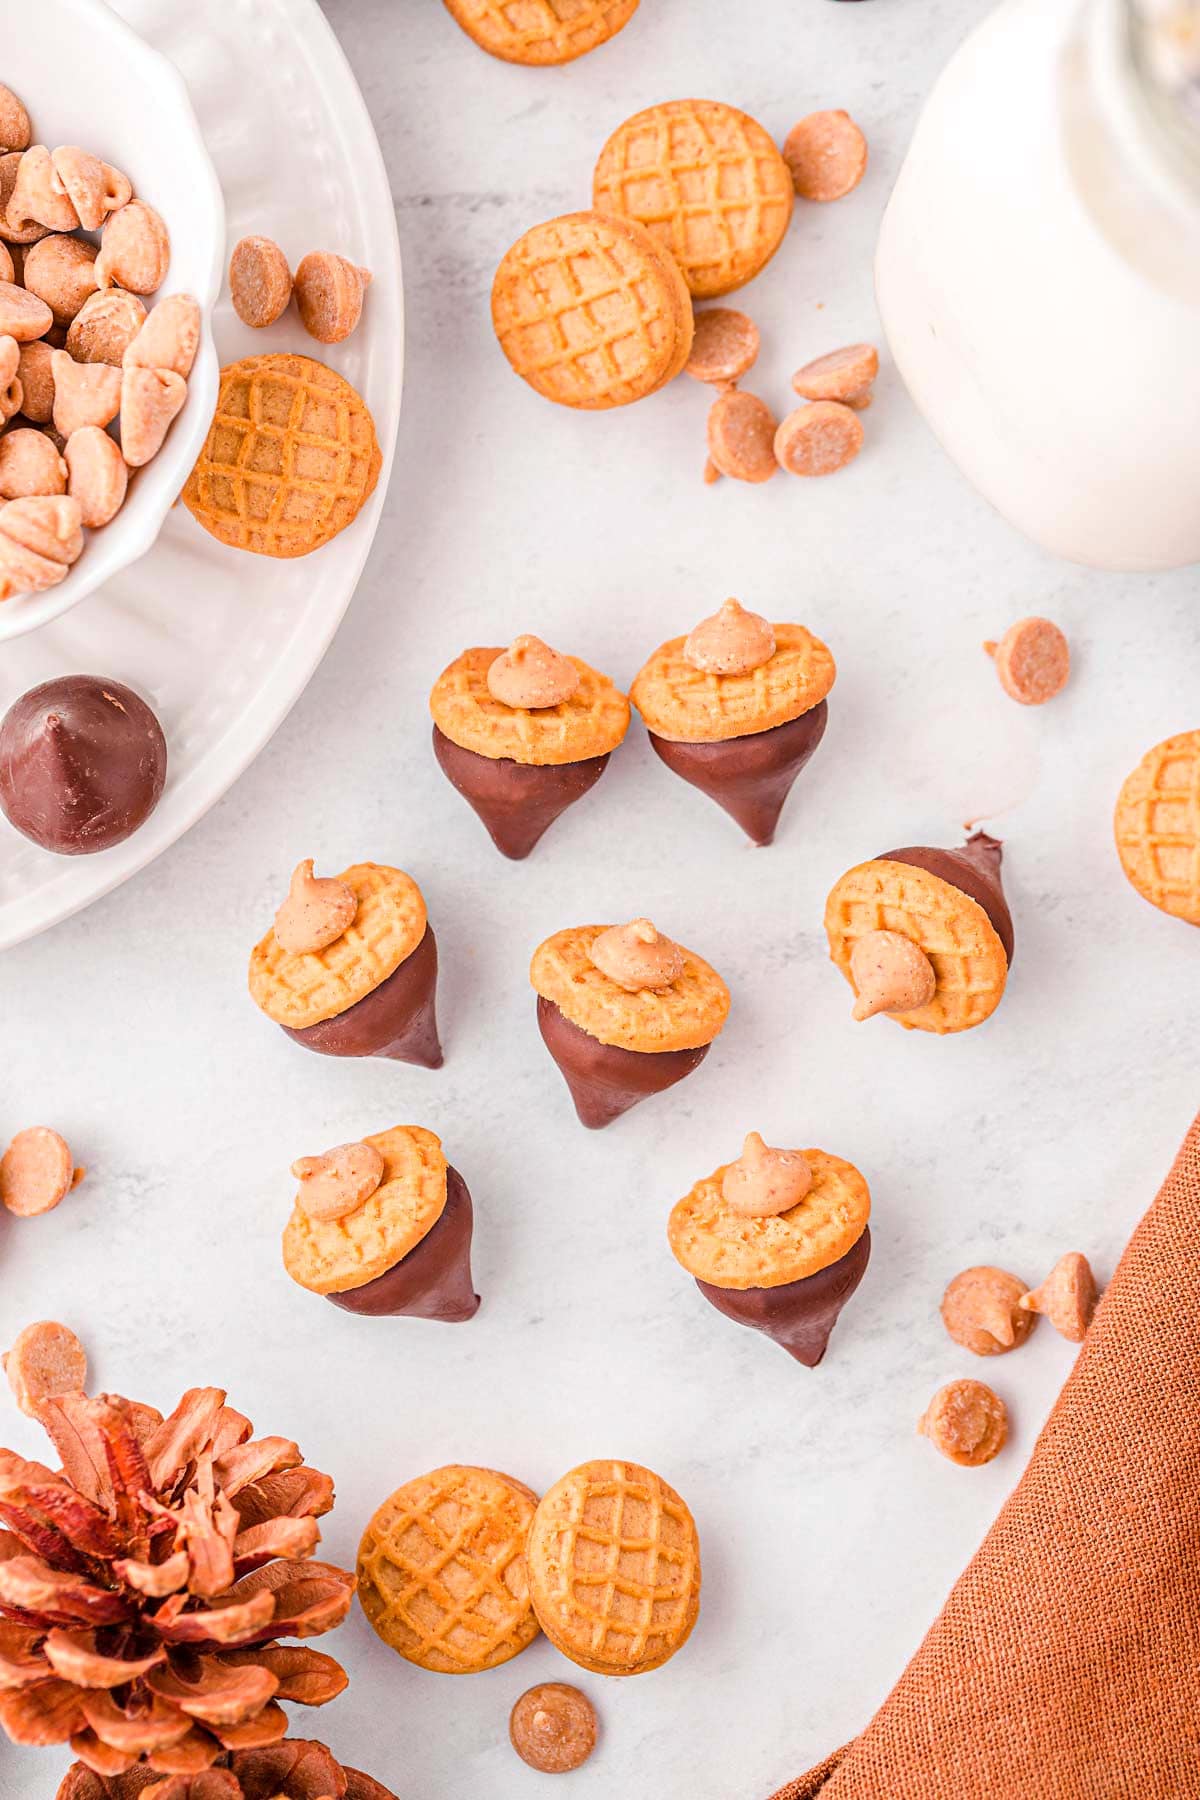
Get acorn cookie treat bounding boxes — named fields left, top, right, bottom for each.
left=530, top=919, right=730, bottom=1128
left=630, top=601, right=836, bottom=845
left=825, top=832, right=1014, bottom=1033
left=282, top=1125, right=479, bottom=1321
left=249, top=860, right=443, bottom=1066
left=1114, top=730, right=1200, bottom=924
left=668, top=1135, right=871, bottom=1366
left=430, top=636, right=630, bottom=858
left=526, top=1460, right=700, bottom=1674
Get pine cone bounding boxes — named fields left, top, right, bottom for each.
left=55, top=1738, right=397, bottom=1799
left=0, top=1388, right=355, bottom=1776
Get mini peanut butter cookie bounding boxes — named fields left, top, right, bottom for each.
left=358, top=1465, right=540, bottom=1673
left=283, top=1125, right=447, bottom=1295
left=430, top=645, right=629, bottom=765
left=669, top=1148, right=869, bottom=1289
left=594, top=101, right=793, bottom=298
left=1114, top=730, right=1200, bottom=924
left=249, top=862, right=427, bottom=1030
left=443, top=0, right=638, bottom=64
left=530, top=923, right=729, bottom=1054
left=526, top=1460, right=700, bottom=1675
left=632, top=619, right=835, bottom=744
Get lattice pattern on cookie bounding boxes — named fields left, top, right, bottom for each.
left=183, top=354, right=381, bottom=558
left=668, top=1149, right=870, bottom=1290
left=431, top=647, right=630, bottom=765
left=283, top=1125, right=447, bottom=1295
left=527, top=1461, right=700, bottom=1674
left=530, top=924, right=730, bottom=1053
left=444, top=0, right=639, bottom=64
left=357, top=1466, right=540, bottom=1673
left=1114, top=731, right=1200, bottom=924
left=824, top=860, right=1008, bottom=1035
left=631, top=622, right=836, bottom=743
left=492, top=212, right=686, bottom=410
left=593, top=100, right=794, bottom=299
left=249, top=863, right=427, bottom=1030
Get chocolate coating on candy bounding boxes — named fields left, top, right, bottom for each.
left=433, top=723, right=610, bottom=860
left=880, top=832, right=1014, bottom=966
left=327, top=1167, right=479, bottom=1321
left=0, top=674, right=166, bottom=854
left=696, top=1225, right=871, bottom=1366
left=537, top=996, right=709, bottom=1129
left=283, top=925, right=444, bottom=1067
left=648, top=701, right=828, bottom=846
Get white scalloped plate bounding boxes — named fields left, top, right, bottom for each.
left=0, top=0, right=403, bottom=949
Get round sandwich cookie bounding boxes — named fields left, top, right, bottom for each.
left=630, top=601, right=836, bottom=845
left=248, top=860, right=443, bottom=1067
left=668, top=1136, right=872, bottom=1366
left=526, top=1460, right=701, bottom=1675
left=430, top=637, right=630, bottom=859
left=593, top=99, right=794, bottom=298
left=824, top=833, right=1014, bottom=1034
left=357, top=1465, right=539, bottom=1672
left=1114, top=729, right=1200, bottom=925
left=491, top=210, right=693, bottom=410
left=283, top=1125, right=479, bottom=1322
left=442, top=0, right=638, bottom=64
left=530, top=919, right=730, bottom=1129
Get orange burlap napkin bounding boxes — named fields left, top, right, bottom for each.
left=770, top=1110, right=1200, bottom=1800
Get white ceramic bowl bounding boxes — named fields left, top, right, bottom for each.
left=0, top=0, right=223, bottom=643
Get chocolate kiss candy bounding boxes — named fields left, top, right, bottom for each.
left=537, top=996, right=709, bottom=1130
left=647, top=701, right=828, bottom=847
left=284, top=925, right=444, bottom=1068
left=0, top=673, right=167, bottom=854
left=433, top=724, right=610, bottom=860
left=696, top=1227, right=871, bottom=1367
left=881, top=832, right=1014, bottom=965
left=328, top=1167, right=480, bottom=1321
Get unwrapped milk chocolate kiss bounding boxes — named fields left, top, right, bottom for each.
left=648, top=701, right=828, bottom=846
left=433, top=724, right=610, bottom=860
left=0, top=674, right=167, bottom=854
left=537, top=995, right=710, bottom=1130
left=882, top=832, right=1014, bottom=965
left=284, top=925, right=444, bottom=1067
left=328, top=1168, right=479, bottom=1321
left=697, top=1226, right=871, bottom=1366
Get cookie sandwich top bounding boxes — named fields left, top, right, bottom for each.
left=530, top=919, right=730, bottom=1053
left=431, top=639, right=630, bottom=765
left=631, top=601, right=836, bottom=743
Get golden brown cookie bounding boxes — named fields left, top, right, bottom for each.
left=530, top=924, right=730, bottom=1053
left=1114, top=730, right=1200, bottom=924
left=824, top=859, right=1009, bottom=1034
left=492, top=211, right=692, bottom=410
left=249, top=862, right=427, bottom=1030
left=283, top=1125, right=448, bottom=1296
left=668, top=1149, right=869, bottom=1290
left=357, top=1465, right=540, bottom=1673
left=593, top=100, right=794, bottom=299
left=630, top=621, right=835, bottom=743
left=430, top=646, right=630, bottom=764
left=526, top=1460, right=700, bottom=1674
left=442, top=0, right=638, bottom=64
left=182, top=352, right=382, bottom=558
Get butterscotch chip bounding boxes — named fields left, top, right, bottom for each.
left=294, top=251, right=371, bottom=346
left=16, top=339, right=54, bottom=420
left=782, top=109, right=868, bottom=202
left=0, top=152, right=50, bottom=246
left=631, top=621, right=835, bottom=744
left=3, top=1321, right=87, bottom=1418
left=283, top=1124, right=447, bottom=1295
left=358, top=1465, right=540, bottom=1673
left=229, top=235, right=293, bottom=329
left=0, top=428, right=66, bottom=500
left=527, top=1460, right=700, bottom=1675
left=985, top=617, right=1070, bottom=706
left=1020, top=1252, right=1098, bottom=1343
left=430, top=646, right=629, bottom=765
left=65, top=426, right=127, bottom=528
left=530, top=923, right=730, bottom=1054
left=249, top=861, right=427, bottom=1030
left=0, top=1127, right=81, bottom=1217
left=0, top=88, right=31, bottom=158
left=443, top=0, right=638, bottom=64
left=510, top=1684, right=597, bottom=1772
left=919, top=1379, right=1008, bottom=1467
left=792, top=342, right=878, bottom=404
left=941, top=1266, right=1037, bottom=1356
left=706, top=388, right=778, bottom=483
left=775, top=400, right=863, bottom=476
left=825, top=858, right=1009, bottom=1035
left=0, top=280, right=52, bottom=342
left=65, top=288, right=146, bottom=365
left=1114, top=730, right=1200, bottom=924
left=668, top=1148, right=870, bottom=1289
left=95, top=200, right=170, bottom=294
left=594, top=100, right=793, bottom=298
left=22, top=235, right=98, bottom=326
left=686, top=308, right=760, bottom=385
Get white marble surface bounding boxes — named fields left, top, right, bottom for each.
left=5, top=1, right=1200, bottom=1795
